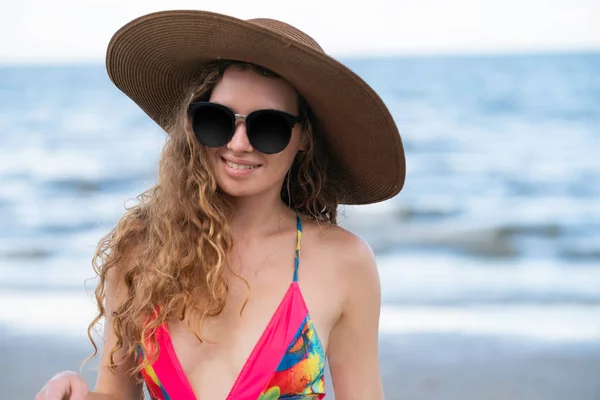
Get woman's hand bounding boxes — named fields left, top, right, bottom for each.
left=35, top=371, right=89, bottom=400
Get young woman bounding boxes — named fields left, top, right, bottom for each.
left=36, top=10, right=405, bottom=400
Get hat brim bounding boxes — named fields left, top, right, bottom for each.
left=106, top=10, right=405, bottom=205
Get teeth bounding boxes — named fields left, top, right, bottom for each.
left=225, top=160, right=259, bottom=170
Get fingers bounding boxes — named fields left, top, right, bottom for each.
left=34, top=387, right=47, bottom=400
left=69, top=377, right=89, bottom=400
left=35, top=371, right=89, bottom=400
left=35, top=380, right=68, bottom=400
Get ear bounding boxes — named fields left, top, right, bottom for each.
left=297, top=132, right=308, bottom=152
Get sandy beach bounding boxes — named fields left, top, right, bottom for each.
left=2, top=326, right=599, bottom=400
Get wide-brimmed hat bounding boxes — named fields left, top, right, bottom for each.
left=106, top=10, right=405, bottom=205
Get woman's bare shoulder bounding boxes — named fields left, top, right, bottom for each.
left=302, top=219, right=377, bottom=276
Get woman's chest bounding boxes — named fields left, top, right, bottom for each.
left=165, top=258, right=341, bottom=399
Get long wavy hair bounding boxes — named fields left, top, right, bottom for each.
left=85, top=60, right=340, bottom=380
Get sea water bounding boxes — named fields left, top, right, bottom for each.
left=0, top=53, right=599, bottom=344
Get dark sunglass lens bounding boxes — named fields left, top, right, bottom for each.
left=248, top=112, right=292, bottom=154
left=191, top=105, right=233, bottom=147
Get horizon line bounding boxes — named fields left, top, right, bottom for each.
left=1, top=47, right=598, bottom=67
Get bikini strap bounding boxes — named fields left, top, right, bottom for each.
left=293, top=214, right=302, bottom=282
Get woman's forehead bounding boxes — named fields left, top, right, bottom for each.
left=209, top=67, right=298, bottom=114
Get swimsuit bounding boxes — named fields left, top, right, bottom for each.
left=137, top=215, right=327, bottom=399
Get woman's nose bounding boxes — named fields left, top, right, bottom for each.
left=226, top=120, right=254, bottom=153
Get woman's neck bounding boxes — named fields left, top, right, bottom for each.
left=228, top=191, right=295, bottom=240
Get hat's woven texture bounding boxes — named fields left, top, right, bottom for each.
left=107, top=10, right=406, bottom=204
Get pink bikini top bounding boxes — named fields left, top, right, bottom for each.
left=137, top=216, right=327, bottom=399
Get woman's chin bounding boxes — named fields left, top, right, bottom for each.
left=217, top=179, right=264, bottom=198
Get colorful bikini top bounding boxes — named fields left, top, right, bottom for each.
left=137, top=215, right=327, bottom=399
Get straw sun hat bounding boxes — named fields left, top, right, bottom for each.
left=106, top=10, right=405, bottom=204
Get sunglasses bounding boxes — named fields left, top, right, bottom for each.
left=188, top=101, right=300, bottom=154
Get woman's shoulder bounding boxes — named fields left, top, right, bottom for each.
left=302, top=219, right=380, bottom=320
left=302, top=219, right=377, bottom=277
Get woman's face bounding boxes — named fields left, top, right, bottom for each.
left=204, top=67, right=304, bottom=199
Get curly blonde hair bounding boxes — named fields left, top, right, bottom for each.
left=86, top=60, right=340, bottom=380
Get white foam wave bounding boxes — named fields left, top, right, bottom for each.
left=380, top=304, right=600, bottom=341
left=377, top=253, right=600, bottom=304
left=1, top=291, right=598, bottom=342
left=0, top=290, right=99, bottom=336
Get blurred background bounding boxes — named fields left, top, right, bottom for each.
left=1, top=1, right=599, bottom=399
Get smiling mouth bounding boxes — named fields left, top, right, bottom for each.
left=222, top=157, right=262, bottom=170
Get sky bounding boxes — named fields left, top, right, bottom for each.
left=1, top=0, right=599, bottom=64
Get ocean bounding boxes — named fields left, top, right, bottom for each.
left=1, top=52, right=599, bottom=345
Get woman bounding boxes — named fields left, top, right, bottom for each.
left=36, top=10, right=405, bottom=400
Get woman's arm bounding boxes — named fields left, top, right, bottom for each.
left=91, top=251, right=143, bottom=400
left=327, top=236, right=384, bottom=400
left=36, top=255, right=143, bottom=400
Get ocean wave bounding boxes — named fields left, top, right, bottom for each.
left=377, top=253, right=600, bottom=305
